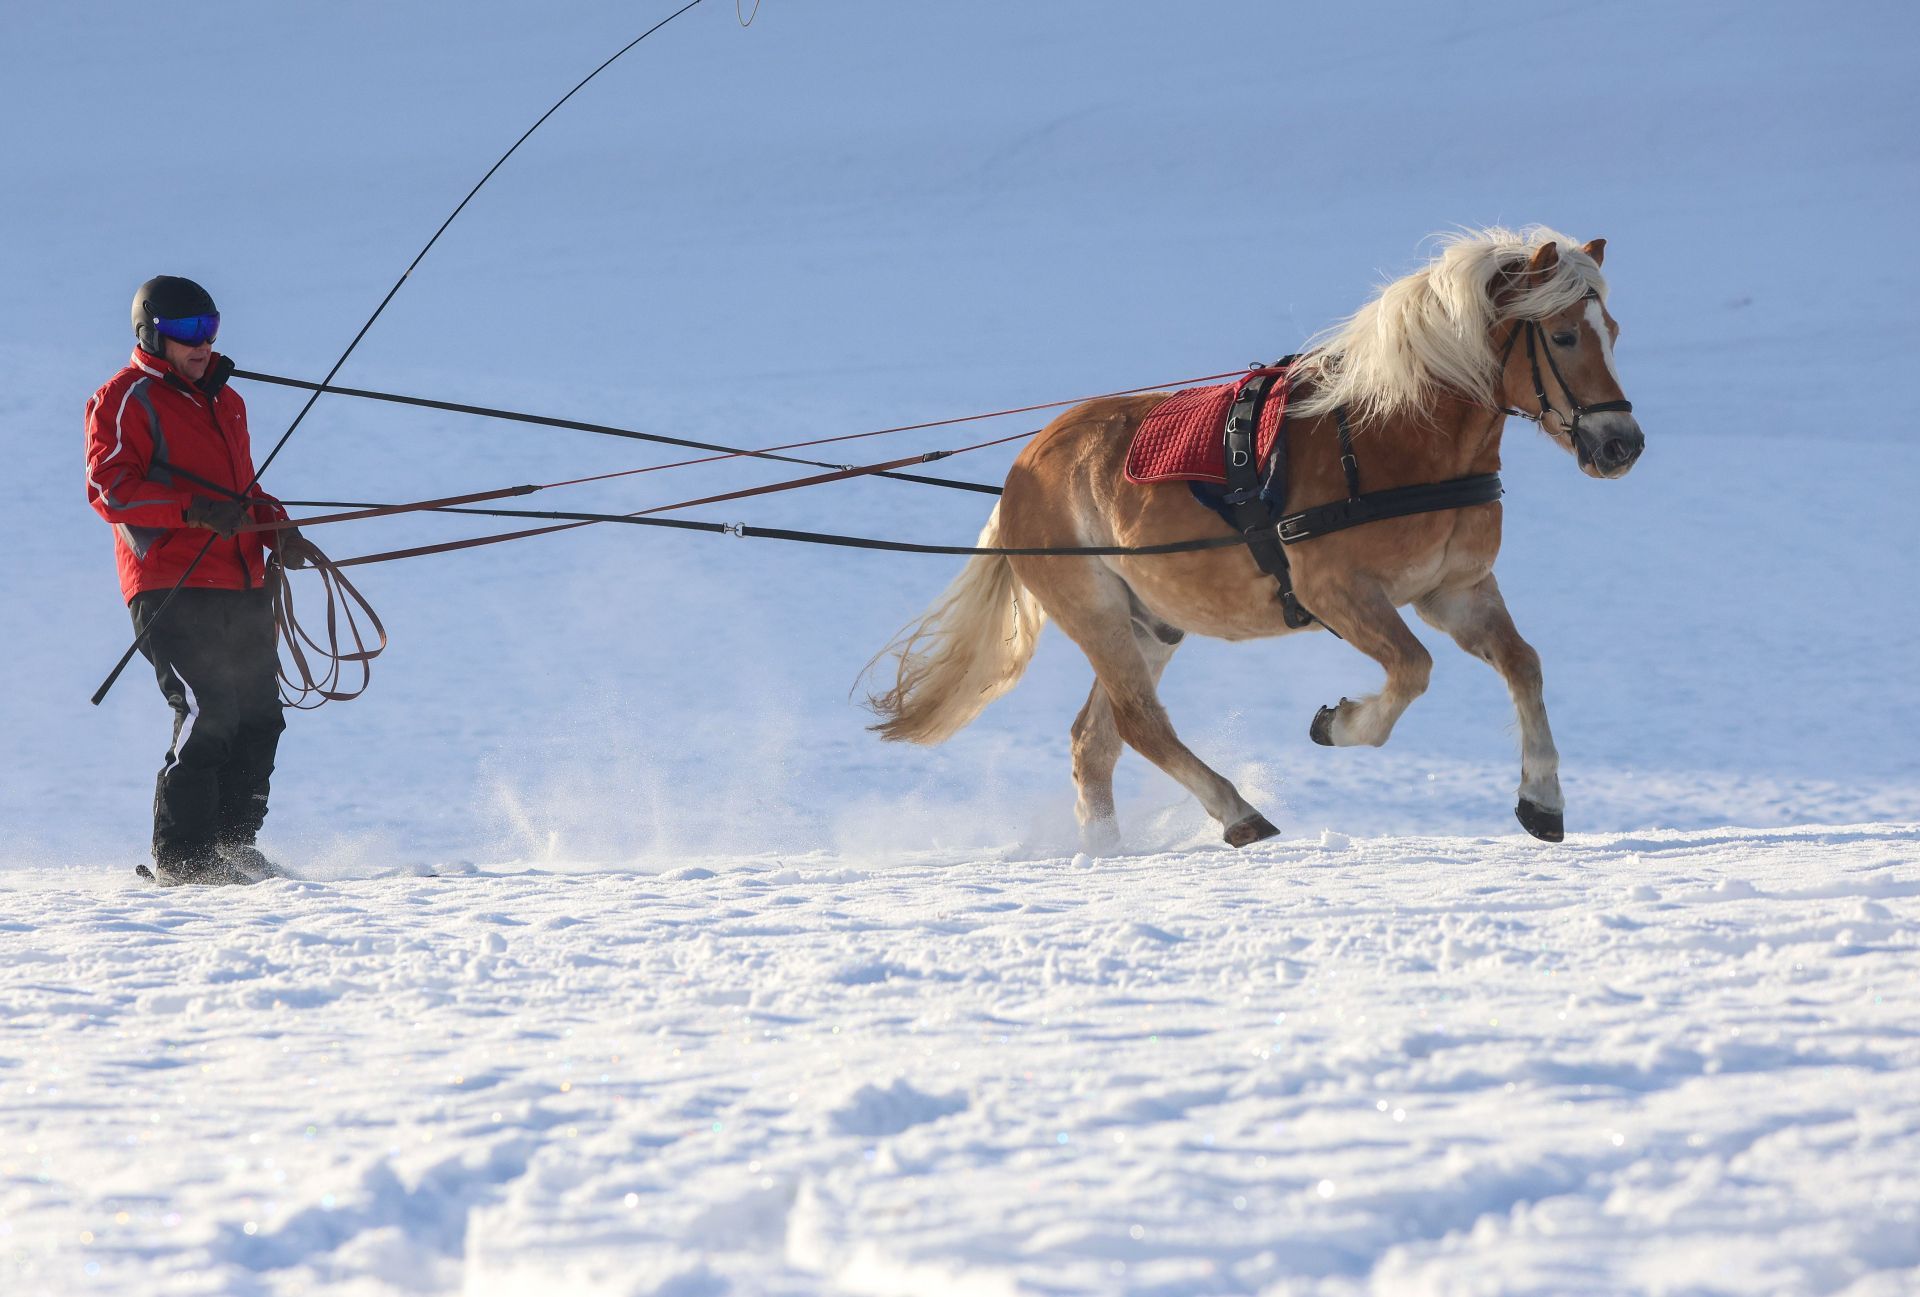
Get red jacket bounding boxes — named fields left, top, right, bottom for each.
left=85, top=351, right=287, bottom=602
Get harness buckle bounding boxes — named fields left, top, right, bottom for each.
left=723, top=522, right=745, bottom=538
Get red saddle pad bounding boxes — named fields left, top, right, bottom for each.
left=1124, top=370, right=1290, bottom=485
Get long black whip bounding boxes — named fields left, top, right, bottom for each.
left=91, top=0, right=711, bottom=705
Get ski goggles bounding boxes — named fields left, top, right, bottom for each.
left=152, top=312, right=220, bottom=347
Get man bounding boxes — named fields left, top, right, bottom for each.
left=85, top=276, right=315, bottom=886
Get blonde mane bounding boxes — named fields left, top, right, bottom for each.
left=1289, top=226, right=1608, bottom=426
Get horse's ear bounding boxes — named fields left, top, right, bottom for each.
left=1580, top=237, right=1607, bottom=267
left=1527, top=241, right=1560, bottom=275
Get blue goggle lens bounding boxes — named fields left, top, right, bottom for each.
left=153, top=312, right=220, bottom=346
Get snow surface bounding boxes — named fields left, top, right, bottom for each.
left=5, top=827, right=1920, bottom=1294
left=3, top=0, right=1918, bottom=1292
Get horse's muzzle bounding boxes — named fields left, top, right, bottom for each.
left=1574, top=416, right=1644, bottom=479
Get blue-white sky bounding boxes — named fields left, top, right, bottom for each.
left=4, top=1, right=1915, bottom=865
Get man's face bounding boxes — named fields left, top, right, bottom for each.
left=161, top=335, right=213, bottom=383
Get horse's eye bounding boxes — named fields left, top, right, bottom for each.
left=1551, top=330, right=1577, bottom=347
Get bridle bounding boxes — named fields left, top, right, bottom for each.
left=1495, top=289, right=1634, bottom=441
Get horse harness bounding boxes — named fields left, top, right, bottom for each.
left=1218, top=358, right=1503, bottom=632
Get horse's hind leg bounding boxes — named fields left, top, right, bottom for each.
left=1025, top=559, right=1273, bottom=847
left=1304, top=579, right=1434, bottom=748
left=1070, top=597, right=1186, bottom=852
left=1070, top=683, right=1124, bottom=851
left=1416, top=575, right=1564, bottom=842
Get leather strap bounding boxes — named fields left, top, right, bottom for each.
left=1221, top=372, right=1284, bottom=563
left=1333, top=406, right=1362, bottom=497
left=1275, top=473, right=1504, bottom=544
left=1221, top=370, right=1318, bottom=629
left=1522, top=292, right=1634, bottom=435
left=1217, top=371, right=1503, bottom=633
left=269, top=542, right=387, bottom=708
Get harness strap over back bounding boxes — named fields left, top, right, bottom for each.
left=1220, top=370, right=1318, bottom=630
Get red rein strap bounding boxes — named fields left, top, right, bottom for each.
left=251, top=427, right=1028, bottom=698
left=238, top=369, right=1238, bottom=536
left=333, top=435, right=1024, bottom=567
left=242, top=428, right=1038, bottom=567
left=269, top=545, right=387, bottom=708
left=701, top=370, right=1246, bottom=455
left=244, top=371, right=1244, bottom=686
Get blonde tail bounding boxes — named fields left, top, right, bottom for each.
left=862, top=505, right=1046, bottom=744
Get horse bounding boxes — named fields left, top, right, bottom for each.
left=863, top=227, right=1643, bottom=850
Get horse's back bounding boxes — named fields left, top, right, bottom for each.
left=999, top=394, right=1168, bottom=545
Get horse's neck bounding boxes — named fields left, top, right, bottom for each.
left=1428, top=394, right=1507, bottom=475
left=1302, top=395, right=1501, bottom=494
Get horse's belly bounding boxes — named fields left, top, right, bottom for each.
left=1116, top=558, right=1302, bottom=641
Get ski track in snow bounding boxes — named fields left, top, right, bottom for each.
left=4, top=824, right=1918, bottom=1295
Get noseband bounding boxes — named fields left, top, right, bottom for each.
left=1498, top=290, right=1634, bottom=439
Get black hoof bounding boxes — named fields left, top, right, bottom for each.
left=1516, top=799, right=1564, bottom=843
left=1225, top=814, right=1281, bottom=848
left=1309, top=704, right=1339, bottom=747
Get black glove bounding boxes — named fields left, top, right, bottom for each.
left=182, top=496, right=249, bottom=539
left=277, top=527, right=319, bottom=570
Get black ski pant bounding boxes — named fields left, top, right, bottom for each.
left=130, top=588, right=285, bottom=868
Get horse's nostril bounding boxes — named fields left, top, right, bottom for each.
left=1602, top=438, right=1630, bottom=464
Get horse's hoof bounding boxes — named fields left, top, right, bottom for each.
left=1516, top=799, right=1564, bottom=843
left=1310, top=704, right=1339, bottom=747
left=1225, top=814, right=1281, bottom=847
left=1079, top=818, right=1123, bottom=856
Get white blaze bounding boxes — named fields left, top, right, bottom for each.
left=1585, top=298, right=1623, bottom=388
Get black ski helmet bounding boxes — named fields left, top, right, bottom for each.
left=132, top=276, right=218, bottom=356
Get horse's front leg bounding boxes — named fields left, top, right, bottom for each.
left=1304, top=580, right=1433, bottom=749
left=1415, top=575, right=1564, bottom=842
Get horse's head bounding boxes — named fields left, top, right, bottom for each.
left=1498, top=238, right=1643, bottom=479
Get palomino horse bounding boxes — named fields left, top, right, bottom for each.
left=866, top=228, right=1642, bottom=849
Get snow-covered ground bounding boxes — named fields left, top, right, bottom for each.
left=6, top=824, right=1919, bottom=1295
left=4, top=0, right=1918, bottom=1291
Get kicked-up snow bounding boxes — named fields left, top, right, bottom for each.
left=4, top=825, right=1917, bottom=1294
